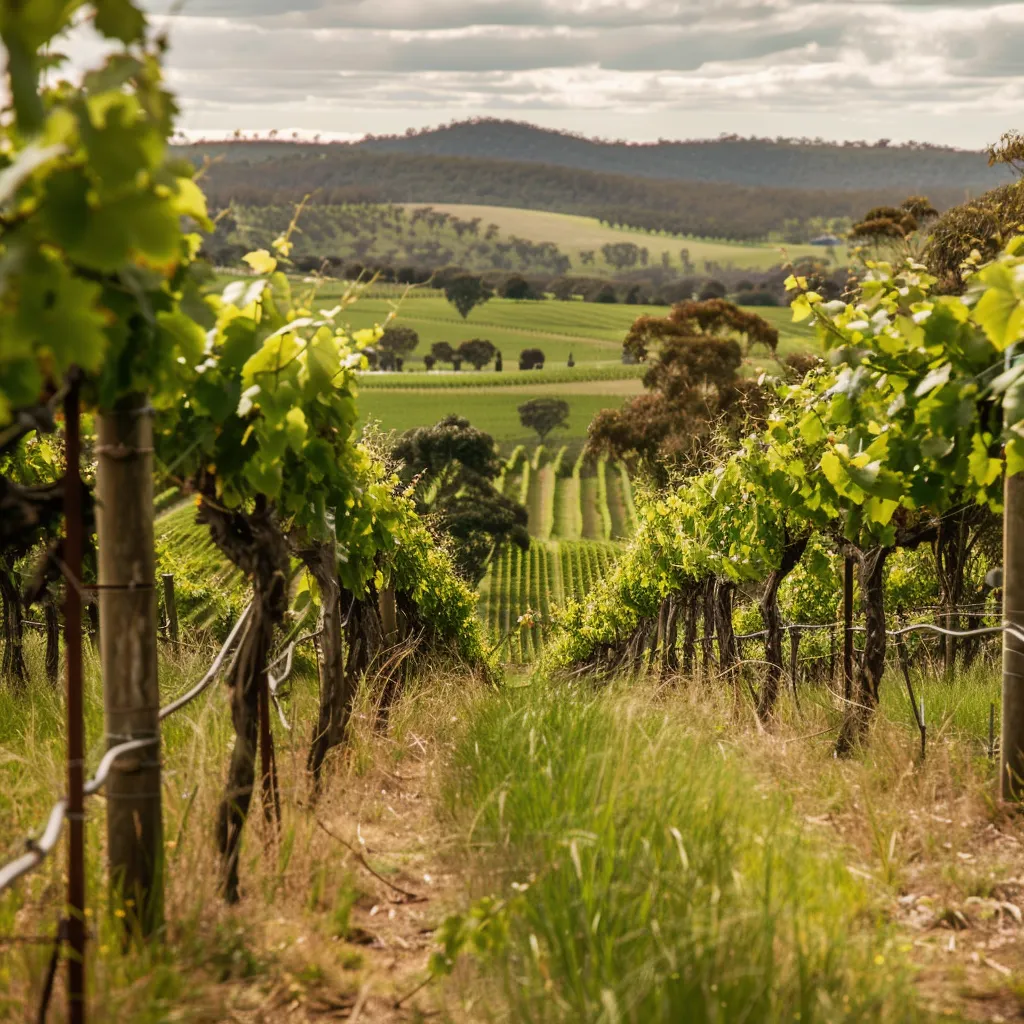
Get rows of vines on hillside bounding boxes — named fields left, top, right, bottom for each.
left=548, top=256, right=1022, bottom=751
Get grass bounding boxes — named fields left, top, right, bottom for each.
left=402, top=203, right=851, bottom=271
left=0, top=638, right=464, bottom=1021
left=321, top=291, right=817, bottom=370
left=356, top=364, right=647, bottom=389
left=360, top=389, right=626, bottom=443
left=442, top=681, right=916, bottom=1022
left=2, top=627, right=1022, bottom=1020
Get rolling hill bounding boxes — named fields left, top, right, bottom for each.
left=358, top=120, right=1010, bottom=193
left=186, top=136, right=988, bottom=243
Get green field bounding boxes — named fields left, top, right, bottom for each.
left=337, top=293, right=816, bottom=437
left=403, top=203, right=849, bottom=271
left=327, top=292, right=816, bottom=368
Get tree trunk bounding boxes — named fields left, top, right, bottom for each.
left=200, top=493, right=290, bottom=903
left=757, top=534, right=809, bottom=721
left=836, top=546, right=891, bottom=756
left=44, top=599, right=59, bottom=686
left=714, top=580, right=737, bottom=674
left=376, top=586, right=403, bottom=728
left=302, top=543, right=349, bottom=787
left=0, top=566, right=27, bottom=687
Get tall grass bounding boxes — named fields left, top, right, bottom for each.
left=443, top=684, right=918, bottom=1022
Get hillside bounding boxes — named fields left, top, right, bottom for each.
left=358, top=120, right=1011, bottom=192
left=188, top=145, right=978, bottom=242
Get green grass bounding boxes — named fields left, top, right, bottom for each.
left=318, top=291, right=818, bottom=370
left=360, top=389, right=626, bottom=442
left=154, top=502, right=249, bottom=635
left=403, top=203, right=851, bottom=271
left=356, top=364, right=646, bottom=389
left=442, top=682, right=914, bottom=1023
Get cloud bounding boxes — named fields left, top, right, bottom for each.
left=95, top=1, right=1024, bottom=145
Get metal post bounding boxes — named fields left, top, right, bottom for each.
left=161, top=574, right=178, bottom=644
left=96, top=394, right=164, bottom=934
left=64, top=380, right=86, bottom=1024
left=843, top=556, right=855, bottom=704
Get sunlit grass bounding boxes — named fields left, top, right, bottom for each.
left=442, top=681, right=919, bottom=1022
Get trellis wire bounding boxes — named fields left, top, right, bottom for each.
left=0, top=603, right=257, bottom=895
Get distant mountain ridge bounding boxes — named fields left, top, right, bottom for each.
left=352, top=119, right=1008, bottom=193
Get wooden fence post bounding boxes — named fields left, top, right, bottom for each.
left=161, top=573, right=178, bottom=644
left=96, top=393, right=164, bottom=935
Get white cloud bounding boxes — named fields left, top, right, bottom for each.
left=71, top=0, right=1021, bottom=145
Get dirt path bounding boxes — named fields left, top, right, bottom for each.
left=198, top=750, right=467, bottom=1023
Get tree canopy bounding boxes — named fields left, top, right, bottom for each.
left=392, top=415, right=529, bottom=583
left=518, top=398, right=570, bottom=442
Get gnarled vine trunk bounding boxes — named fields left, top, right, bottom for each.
left=662, top=596, right=680, bottom=674
left=0, top=566, right=27, bottom=687
left=44, top=599, right=59, bottom=686
left=682, top=588, right=699, bottom=676
left=200, top=494, right=289, bottom=903
left=835, top=546, right=890, bottom=756
left=300, top=542, right=349, bottom=787
left=700, top=577, right=716, bottom=675
left=714, top=580, right=737, bottom=674
left=757, top=533, right=809, bottom=721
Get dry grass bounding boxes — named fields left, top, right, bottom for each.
left=0, top=644, right=480, bottom=1023
left=634, top=667, right=1024, bottom=1023
left=3, top=638, right=1023, bottom=1023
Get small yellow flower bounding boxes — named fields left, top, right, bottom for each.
left=114, top=909, right=126, bottom=919
left=874, top=954, right=885, bottom=965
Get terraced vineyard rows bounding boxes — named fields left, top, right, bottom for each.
left=479, top=540, right=622, bottom=664
left=499, top=445, right=637, bottom=542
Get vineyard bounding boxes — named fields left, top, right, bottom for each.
left=499, top=445, right=636, bottom=541
left=478, top=540, right=621, bottom=663
left=11, top=4, right=1024, bottom=1022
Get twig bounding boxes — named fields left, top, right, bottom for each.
left=314, top=817, right=426, bottom=903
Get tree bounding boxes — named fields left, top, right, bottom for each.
left=519, top=398, right=569, bottom=442
left=424, top=354, right=437, bottom=371
left=595, top=283, right=617, bottom=304
left=519, top=348, right=545, bottom=370
left=698, top=279, right=727, bottom=301
left=393, top=416, right=529, bottom=583
left=379, top=325, right=419, bottom=361
left=431, top=341, right=460, bottom=370
left=588, top=299, right=776, bottom=480
left=501, top=274, right=533, bottom=300
left=444, top=274, right=492, bottom=318
left=458, top=339, right=497, bottom=370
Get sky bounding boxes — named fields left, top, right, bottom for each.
left=122, top=0, right=1024, bottom=148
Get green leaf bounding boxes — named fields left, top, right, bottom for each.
left=93, top=0, right=147, bottom=44
left=974, top=285, right=1024, bottom=352
left=243, top=250, right=278, bottom=275
left=913, top=362, right=951, bottom=397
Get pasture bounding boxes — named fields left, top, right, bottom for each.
left=402, top=203, right=850, bottom=270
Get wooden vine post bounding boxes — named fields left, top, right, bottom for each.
left=1003, top=393, right=1024, bottom=800
left=96, top=394, right=164, bottom=935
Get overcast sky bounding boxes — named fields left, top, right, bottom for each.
left=127, top=0, right=1022, bottom=147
